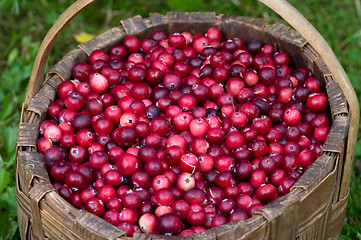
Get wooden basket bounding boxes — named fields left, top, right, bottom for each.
left=15, top=0, right=359, bottom=239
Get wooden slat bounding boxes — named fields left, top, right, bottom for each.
left=19, top=151, right=49, bottom=181
left=326, top=78, right=349, bottom=117
left=255, top=194, right=301, bottom=240
left=217, top=15, right=268, bottom=42
left=17, top=123, right=39, bottom=149
left=27, top=94, right=51, bottom=122
left=235, top=215, right=268, bottom=240
left=149, top=12, right=163, bottom=25
left=327, top=191, right=349, bottom=239
left=322, top=116, right=349, bottom=154
left=45, top=74, right=63, bottom=89
left=120, top=15, right=147, bottom=35
left=166, top=12, right=216, bottom=34
left=292, top=156, right=337, bottom=239
left=29, top=181, right=54, bottom=239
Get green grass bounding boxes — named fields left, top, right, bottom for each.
left=0, top=0, right=360, bottom=239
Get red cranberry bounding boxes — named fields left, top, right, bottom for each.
left=122, top=36, right=140, bottom=53
left=250, top=140, right=268, bottom=158
left=247, top=203, right=264, bottom=216
left=279, top=177, right=297, bottom=195
left=206, top=187, right=224, bottom=207
left=192, top=36, right=209, bottom=54
left=115, top=153, right=138, bottom=176
left=111, top=126, right=138, bottom=148
left=150, top=116, right=171, bottom=137
left=65, top=171, right=87, bottom=191
left=211, top=214, right=228, bottom=228
left=89, top=73, right=109, bottom=94
left=305, top=77, right=322, bottom=93
left=255, top=184, right=277, bottom=202
left=283, top=108, right=301, bottom=126
left=283, top=155, right=299, bottom=173
left=306, top=92, right=328, bottom=113
left=249, top=169, right=267, bottom=188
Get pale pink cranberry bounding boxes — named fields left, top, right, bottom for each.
left=191, top=138, right=209, bottom=155
left=139, top=213, right=157, bottom=233
left=155, top=205, right=172, bottom=218
left=44, top=125, right=62, bottom=143
left=89, top=73, right=109, bottom=94
left=152, top=174, right=171, bottom=191
left=177, top=172, right=195, bottom=192
left=37, top=137, right=53, bottom=153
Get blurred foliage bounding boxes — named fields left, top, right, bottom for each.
left=0, top=0, right=360, bottom=239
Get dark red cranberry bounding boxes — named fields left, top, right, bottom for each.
left=235, top=161, right=252, bottom=180
left=50, top=160, right=72, bottom=182
left=156, top=213, right=182, bottom=235
left=65, top=171, right=87, bottom=191
left=278, top=177, right=297, bottom=195
left=206, top=187, right=225, bottom=207
left=111, top=126, right=138, bottom=148
left=162, top=72, right=183, bottom=91
left=211, top=214, right=228, bottom=228
left=44, top=147, right=64, bottom=167
left=183, top=188, right=206, bottom=205
left=58, top=185, right=72, bottom=202
left=150, top=116, right=171, bottom=137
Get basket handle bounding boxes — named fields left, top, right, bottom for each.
left=23, top=0, right=99, bottom=110
left=259, top=0, right=359, bottom=199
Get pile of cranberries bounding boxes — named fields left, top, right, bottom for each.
left=37, top=27, right=330, bottom=237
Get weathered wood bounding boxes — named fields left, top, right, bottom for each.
left=29, top=181, right=54, bottom=239
left=302, top=43, right=319, bottom=74
left=45, top=74, right=63, bottom=89
left=166, top=12, right=216, bottom=34
left=322, top=116, right=349, bottom=154
left=17, top=205, right=30, bottom=240
left=234, top=215, right=268, bottom=240
left=19, top=151, right=49, bottom=181
left=121, top=15, right=148, bottom=35
left=149, top=12, right=163, bottom=25
left=326, top=78, right=349, bottom=117
left=17, top=123, right=39, bottom=149
left=26, top=94, right=52, bottom=122
left=255, top=194, right=301, bottom=240
left=327, top=191, right=348, bottom=239
left=291, top=155, right=337, bottom=240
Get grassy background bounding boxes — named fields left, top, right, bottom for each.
left=0, top=0, right=360, bottom=239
